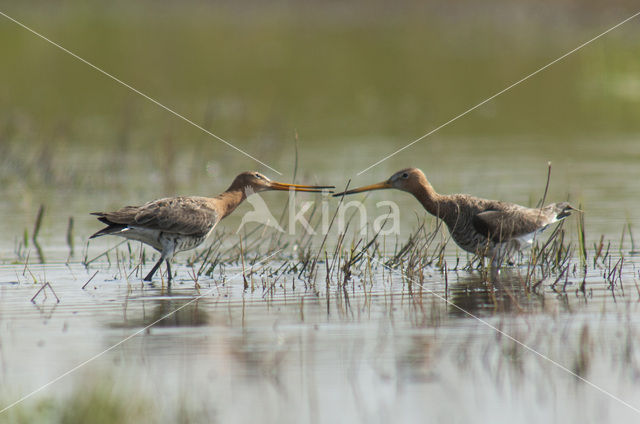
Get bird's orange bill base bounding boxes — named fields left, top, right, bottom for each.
left=332, top=181, right=392, bottom=197
left=270, top=182, right=335, bottom=193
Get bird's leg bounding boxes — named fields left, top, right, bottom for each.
left=490, top=254, right=502, bottom=275
left=144, top=257, right=164, bottom=281
left=489, top=259, right=500, bottom=281
left=165, top=260, right=172, bottom=283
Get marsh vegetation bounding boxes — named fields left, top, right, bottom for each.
left=1, top=0, right=640, bottom=422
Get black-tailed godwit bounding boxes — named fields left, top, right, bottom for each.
left=334, top=168, right=577, bottom=264
left=91, top=171, right=333, bottom=282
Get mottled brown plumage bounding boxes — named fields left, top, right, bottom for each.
left=91, top=171, right=333, bottom=283
left=334, top=168, right=577, bottom=263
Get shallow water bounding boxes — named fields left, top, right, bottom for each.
left=2, top=1, right=640, bottom=422
left=1, top=255, right=640, bottom=422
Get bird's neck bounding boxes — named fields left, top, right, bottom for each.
left=411, top=182, right=447, bottom=219
left=215, top=188, right=247, bottom=219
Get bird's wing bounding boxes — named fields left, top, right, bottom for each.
left=100, top=197, right=218, bottom=236
left=471, top=207, right=544, bottom=243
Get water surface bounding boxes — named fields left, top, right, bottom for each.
left=1, top=1, right=640, bottom=422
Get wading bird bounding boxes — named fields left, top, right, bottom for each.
left=91, top=172, right=333, bottom=283
left=334, top=168, right=577, bottom=265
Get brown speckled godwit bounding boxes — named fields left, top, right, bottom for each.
left=334, top=168, right=577, bottom=264
left=91, top=171, right=333, bottom=282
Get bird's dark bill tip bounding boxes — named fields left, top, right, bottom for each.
left=332, top=189, right=361, bottom=197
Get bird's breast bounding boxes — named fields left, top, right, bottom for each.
left=450, top=227, right=494, bottom=256
left=159, top=232, right=208, bottom=253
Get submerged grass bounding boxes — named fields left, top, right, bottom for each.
left=0, top=376, right=155, bottom=424
left=73, top=202, right=635, bottom=316
left=6, top=167, right=635, bottom=314
left=1, top=4, right=639, bottom=423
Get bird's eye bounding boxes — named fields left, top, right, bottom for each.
left=255, top=173, right=262, bottom=179
left=402, top=173, right=409, bottom=179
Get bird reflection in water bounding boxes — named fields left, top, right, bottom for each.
left=111, top=292, right=210, bottom=329
left=447, top=268, right=533, bottom=317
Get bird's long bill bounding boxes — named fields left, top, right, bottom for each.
left=332, top=181, right=392, bottom=197
left=269, top=181, right=334, bottom=193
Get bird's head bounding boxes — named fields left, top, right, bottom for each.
left=230, top=171, right=334, bottom=194
left=333, top=168, right=427, bottom=197
left=553, top=202, right=582, bottom=219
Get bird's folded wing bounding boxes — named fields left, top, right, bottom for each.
left=105, top=197, right=218, bottom=236
left=471, top=209, right=541, bottom=243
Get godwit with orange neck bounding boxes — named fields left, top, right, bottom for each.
left=91, top=171, right=333, bottom=282
left=333, top=168, right=577, bottom=264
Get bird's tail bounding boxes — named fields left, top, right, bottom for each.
left=89, top=213, right=127, bottom=238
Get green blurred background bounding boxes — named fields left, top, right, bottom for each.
left=1, top=0, right=639, bottom=257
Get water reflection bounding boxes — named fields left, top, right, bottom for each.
left=32, top=302, right=59, bottom=321
left=447, top=268, right=535, bottom=317
left=395, top=334, right=438, bottom=384
left=227, top=328, right=291, bottom=399
left=111, top=293, right=210, bottom=329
